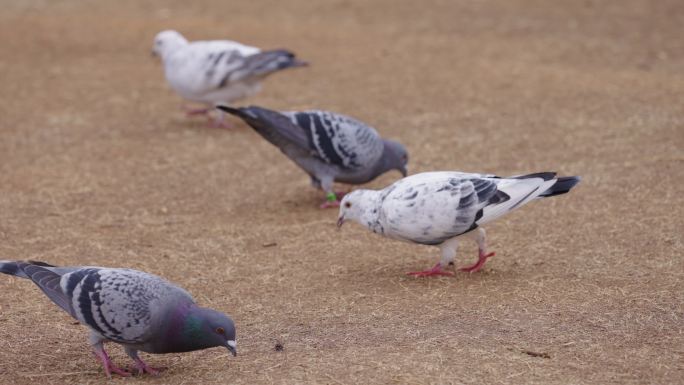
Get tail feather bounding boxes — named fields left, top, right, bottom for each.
left=235, top=49, right=307, bottom=80
left=512, top=172, right=556, bottom=181
left=540, top=176, right=581, bottom=197
left=217, top=105, right=310, bottom=150
left=216, top=105, right=251, bottom=119
left=0, top=260, right=28, bottom=278
left=0, top=260, right=55, bottom=279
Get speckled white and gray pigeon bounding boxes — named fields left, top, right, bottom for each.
left=0, top=261, right=236, bottom=377
left=217, top=105, right=409, bottom=208
left=152, top=30, right=307, bottom=127
left=337, top=171, right=580, bottom=276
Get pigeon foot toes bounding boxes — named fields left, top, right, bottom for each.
left=406, top=263, right=454, bottom=277
left=460, top=251, right=495, bottom=273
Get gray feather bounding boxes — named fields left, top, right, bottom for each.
left=218, top=105, right=406, bottom=192
left=219, top=49, right=306, bottom=86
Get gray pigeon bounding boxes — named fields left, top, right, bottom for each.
left=217, top=105, right=409, bottom=208
left=337, top=171, right=580, bottom=276
left=0, top=261, right=236, bottom=377
left=152, top=30, right=307, bottom=127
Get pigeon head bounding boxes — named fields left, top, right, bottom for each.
left=337, top=189, right=379, bottom=228
left=176, top=306, right=237, bottom=356
left=152, top=30, right=189, bottom=59
left=381, top=139, right=409, bottom=177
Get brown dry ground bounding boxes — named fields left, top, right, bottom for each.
left=0, top=0, right=682, bottom=384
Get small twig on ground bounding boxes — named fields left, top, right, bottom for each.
left=523, top=350, right=551, bottom=358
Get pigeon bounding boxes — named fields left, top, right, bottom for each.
left=152, top=30, right=307, bottom=127
left=217, top=105, right=409, bottom=208
left=337, top=171, right=580, bottom=276
left=0, top=261, right=236, bottom=377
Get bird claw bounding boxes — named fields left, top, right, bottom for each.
left=129, top=355, right=165, bottom=376
left=460, top=251, right=495, bottom=273
left=94, top=349, right=131, bottom=378
left=183, top=107, right=211, bottom=116
left=105, top=363, right=132, bottom=378
left=406, top=263, right=454, bottom=277
left=134, top=363, right=165, bottom=376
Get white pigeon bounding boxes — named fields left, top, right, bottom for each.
left=337, top=171, right=580, bottom=277
left=152, top=30, right=307, bottom=127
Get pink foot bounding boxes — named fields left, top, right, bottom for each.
left=407, top=263, right=454, bottom=277
left=460, top=251, right=495, bottom=273
left=184, top=107, right=211, bottom=116
left=132, top=357, right=164, bottom=376
left=320, top=200, right=341, bottom=209
left=94, top=350, right=131, bottom=378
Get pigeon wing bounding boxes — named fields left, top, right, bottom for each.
left=17, top=262, right=75, bottom=317
left=219, top=49, right=305, bottom=85
left=284, top=110, right=384, bottom=170
left=63, top=268, right=193, bottom=344
left=380, top=174, right=506, bottom=244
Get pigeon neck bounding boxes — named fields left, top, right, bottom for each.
left=160, top=41, right=188, bottom=63
left=372, top=142, right=401, bottom=178
left=356, top=192, right=384, bottom=234
left=159, top=305, right=216, bottom=353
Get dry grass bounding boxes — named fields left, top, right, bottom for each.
left=0, top=0, right=683, bottom=384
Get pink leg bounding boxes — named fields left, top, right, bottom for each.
left=132, top=357, right=164, bottom=376
left=207, top=114, right=234, bottom=129
left=183, top=106, right=211, bottom=116
left=460, top=251, right=496, bottom=273
left=93, top=348, right=131, bottom=378
left=407, top=263, right=454, bottom=277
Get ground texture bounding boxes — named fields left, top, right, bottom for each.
left=0, top=0, right=683, bottom=384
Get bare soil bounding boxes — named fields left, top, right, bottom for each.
left=0, top=1, right=682, bottom=384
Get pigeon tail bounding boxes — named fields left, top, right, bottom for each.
left=216, top=105, right=249, bottom=119
left=239, top=49, right=307, bottom=79
left=540, top=176, right=581, bottom=197
left=0, top=260, right=28, bottom=278
left=512, top=172, right=557, bottom=181
left=1, top=260, right=57, bottom=279
left=217, top=105, right=309, bottom=150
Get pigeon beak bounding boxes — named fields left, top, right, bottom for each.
left=399, top=165, right=408, bottom=177
left=337, top=215, right=345, bottom=228
left=151, top=50, right=158, bottom=58
left=226, top=340, right=237, bottom=357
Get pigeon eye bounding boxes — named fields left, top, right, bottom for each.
left=215, top=327, right=225, bottom=335
left=344, top=202, right=352, bottom=208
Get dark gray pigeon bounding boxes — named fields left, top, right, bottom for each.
left=0, top=261, right=236, bottom=377
left=217, top=105, right=409, bottom=208
left=337, top=171, right=580, bottom=276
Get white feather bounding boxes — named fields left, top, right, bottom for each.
left=153, top=30, right=266, bottom=105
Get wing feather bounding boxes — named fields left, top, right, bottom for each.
left=286, top=110, right=384, bottom=169
left=20, top=263, right=75, bottom=317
